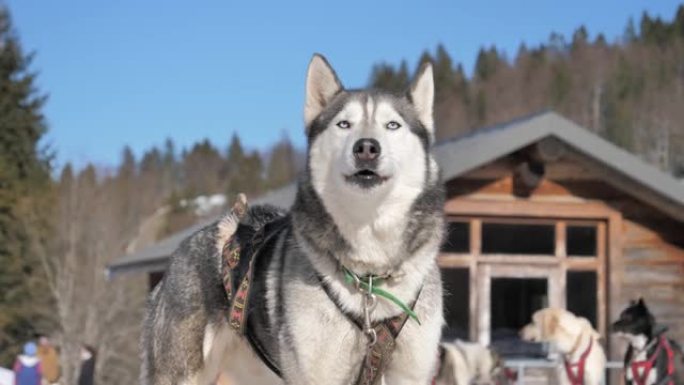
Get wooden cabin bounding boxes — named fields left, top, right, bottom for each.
left=108, top=111, right=684, bottom=362
left=432, top=112, right=684, bottom=361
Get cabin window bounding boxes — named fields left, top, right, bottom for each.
left=491, top=277, right=548, bottom=333
left=438, top=215, right=607, bottom=355
left=482, top=223, right=555, bottom=255
left=441, top=221, right=470, bottom=253
left=566, top=271, right=598, bottom=327
left=566, top=225, right=597, bottom=257
left=442, top=268, right=470, bottom=340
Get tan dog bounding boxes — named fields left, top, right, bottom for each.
left=521, top=308, right=606, bottom=385
left=435, top=340, right=507, bottom=385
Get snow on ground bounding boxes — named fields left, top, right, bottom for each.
left=180, top=194, right=227, bottom=216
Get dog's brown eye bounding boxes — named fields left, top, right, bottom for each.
left=336, top=120, right=351, bottom=129
left=386, top=121, right=401, bottom=130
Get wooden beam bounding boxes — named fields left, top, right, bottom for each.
left=607, top=212, right=624, bottom=359
left=597, top=222, right=607, bottom=260
left=564, top=258, right=600, bottom=270
left=556, top=221, right=567, bottom=258
left=469, top=219, right=480, bottom=341
left=438, top=255, right=471, bottom=268
left=445, top=198, right=616, bottom=219
left=473, top=255, right=559, bottom=265
left=471, top=219, right=482, bottom=256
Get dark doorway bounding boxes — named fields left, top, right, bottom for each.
left=491, top=277, right=548, bottom=357
left=567, top=271, right=598, bottom=327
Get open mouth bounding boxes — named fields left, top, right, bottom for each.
left=344, top=169, right=389, bottom=188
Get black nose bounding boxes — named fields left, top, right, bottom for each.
left=353, top=138, right=381, bottom=161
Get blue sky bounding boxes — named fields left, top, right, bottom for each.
left=5, top=0, right=683, bottom=169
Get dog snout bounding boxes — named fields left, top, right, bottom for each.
left=353, top=138, right=381, bottom=162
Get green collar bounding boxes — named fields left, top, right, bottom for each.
left=342, top=266, right=420, bottom=325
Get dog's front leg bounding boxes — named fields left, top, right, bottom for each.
left=382, top=357, right=439, bottom=385
left=383, top=315, right=442, bottom=384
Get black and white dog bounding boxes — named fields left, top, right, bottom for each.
left=612, top=299, right=684, bottom=385
left=141, top=54, right=445, bottom=385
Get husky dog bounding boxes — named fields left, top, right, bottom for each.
left=141, top=54, right=445, bottom=385
left=521, top=308, right=606, bottom=385
left=612, top=299, right=684, bottom=385
left=435, top=340, right=510, bottom=385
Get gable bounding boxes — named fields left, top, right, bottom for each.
left=433, top=111, right=684, bottom=221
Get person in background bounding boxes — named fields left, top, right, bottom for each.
left=13, top=342, right=42, bottom=385
left=77, top=345, right=95, bottom=385
left=36, top=336, right=59, bottom=385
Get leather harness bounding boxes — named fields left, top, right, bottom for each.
left=220, top=212, right=418, bottom=385
left=629, top=336, right=675, bottom=385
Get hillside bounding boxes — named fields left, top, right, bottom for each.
left=370, top=6, right=684, bottom=177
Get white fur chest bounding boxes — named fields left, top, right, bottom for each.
left=625, top=335, right=658, bottom=385
left=336, top=211, right=409, bottom=273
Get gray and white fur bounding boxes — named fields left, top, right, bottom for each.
left=141, top=54, right=445, bottom=385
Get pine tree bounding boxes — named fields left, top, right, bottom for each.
left=242, top=151, right=265, bottom=197
left=265, top=134, right=297, bottom=190
left=474, top=47, right=502, bottom=81
left=0, top=6, right=52, bottom=366
left=225, top=133, right=248, bottom=199
left=182, top=139, right=223, bottom=196
left=162, top=138, right=179, bottom=194
left=624, top=18, right=637, bottom=44
left=434, top=44, right=456, bottom=101
left=368, top=61, right=409, bottom=93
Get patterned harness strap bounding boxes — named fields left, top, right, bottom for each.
left=563, top=338, right=593, bottom=385
left=220, top=199, right=249, bottom=331
left=317, top=275, right=421, bottom=385
left=630, top=336, right=675, bottom=385
left=355, top=303, right=416, bottom=385
left=220, top=199, right=286, bottom=376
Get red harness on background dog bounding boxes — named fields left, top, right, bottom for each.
left=564, top=338, right=593, bottom=385
left=629, top=336, right=675, bottom=385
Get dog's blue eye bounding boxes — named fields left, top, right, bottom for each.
left=336, top=120, right=351, bottom=129
left=386, top=121, right=401, bottom=130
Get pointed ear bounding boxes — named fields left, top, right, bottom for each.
left=638, top=297, right=645, bottom=306
left=304, top=54, right=343, bottom=130
left=409, top=62, right=435, bottom=136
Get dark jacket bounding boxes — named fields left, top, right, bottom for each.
left=77, top=357, right=95, bottom=385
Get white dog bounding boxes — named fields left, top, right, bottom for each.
left=521, top=308, right=606, bottom=385
left=435, top=340, right=508, bottom=385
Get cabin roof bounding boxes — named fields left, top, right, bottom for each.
left=436, top=111, right=684, bottom=206
left=106, top=111, right=684, bottom=277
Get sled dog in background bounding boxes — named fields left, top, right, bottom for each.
left=521, top=308, right=606, bottom=385
left=612, top=298, right=684, bottom=385
left=140, top=54, right=445, bottom=385
left=435, top=340, right=511, bottom=385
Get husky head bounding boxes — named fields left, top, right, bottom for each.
left=304, top=54, right=437, bottom=214
left=612, top=298, right=655, bottom=347
left=293, top=54, right=443, bottom=273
